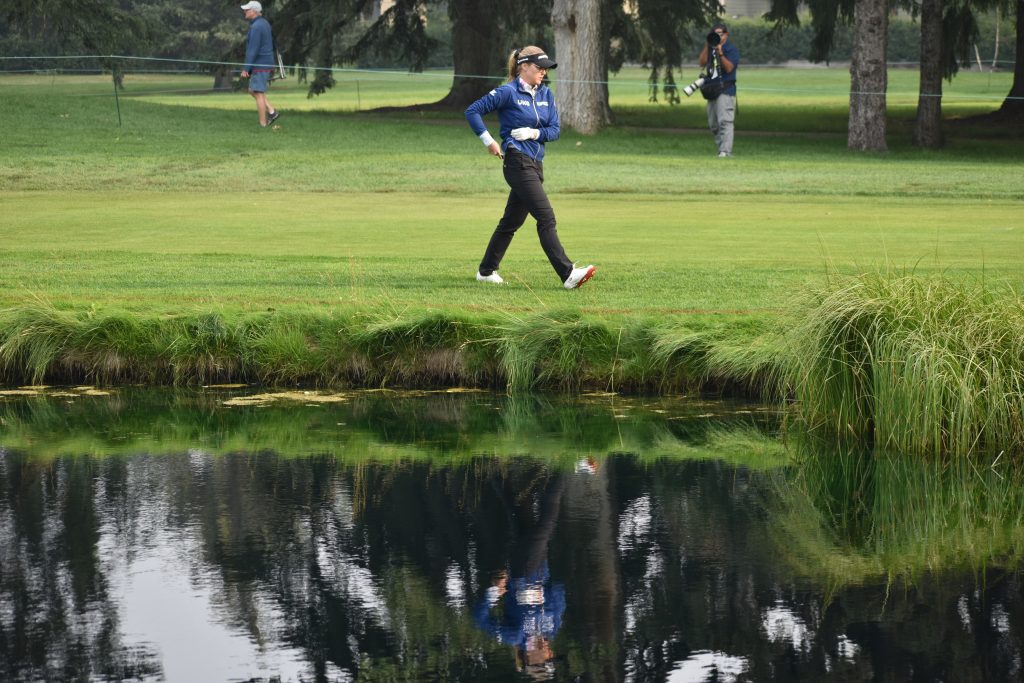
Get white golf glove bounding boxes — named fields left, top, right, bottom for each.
left=510, top=127, right=540, bottom=141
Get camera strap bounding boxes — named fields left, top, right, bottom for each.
left=707, top=49, right=722, bottom=80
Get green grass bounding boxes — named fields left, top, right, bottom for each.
left=2, top=189, right=1020, bottom=314
left=0, top=302, right=769, bottom=391
left=781, top=272, right=1024, bottom=458
left=5, top=63, right=1013, bottom=117
left=3, top=69, right=1024, bottom=454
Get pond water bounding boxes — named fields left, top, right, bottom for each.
left=1, top=388, right=1022, bottom=682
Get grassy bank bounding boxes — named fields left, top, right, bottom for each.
left=0, top=302, right=775, bottom=393
left=5, top=272, right=1024, bottom=461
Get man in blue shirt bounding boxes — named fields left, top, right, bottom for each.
left=240, top=1, right=280, bottom=128
left=699, top=23, right=740, bottom=157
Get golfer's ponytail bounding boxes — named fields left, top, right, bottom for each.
left=506, top=49, right=520, bottom=82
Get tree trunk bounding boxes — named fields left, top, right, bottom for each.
left=551, top=0, right=612, bottom=134
left=212, top=66, right=233, bottom=92
left=913, top=0, right=943, bottom=148
left=848, top=0, right=888, bottom=151
left=436, top=0, right=504, bottom=108
left=564, top=458, right=622, bottom=680
left=997, top=0, right=1024, bottom=120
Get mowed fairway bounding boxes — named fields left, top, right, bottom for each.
left=2, top=191, right=1021, bottom=314
left=1, top=69, right=1022, bottom=319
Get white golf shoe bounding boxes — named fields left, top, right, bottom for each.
left=476, top=271, right=504, bottom=284
left=563, top=265, right=596, bottom=290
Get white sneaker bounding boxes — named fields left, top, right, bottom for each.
left=718, top=151, right=731, bottom=157
left=476, top=271, right=504, bottom=284
left=563, top=264, right=596, bottom=290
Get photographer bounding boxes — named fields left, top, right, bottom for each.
left=698, top=23, right=739, bottom=157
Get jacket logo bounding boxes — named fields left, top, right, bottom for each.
left=537, top=101, right=549, bottom=107
left=516, top=99, right=531, bottom=106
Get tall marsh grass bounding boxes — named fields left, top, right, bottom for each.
left=783, top=273, right=1024, bottom=458
left=0, top=302, right=759, bottom=393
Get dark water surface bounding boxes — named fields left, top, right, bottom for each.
left=0, top=388, right=1021, bottom=682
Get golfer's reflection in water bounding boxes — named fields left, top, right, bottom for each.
left=474, top=565, right=565, bottom=678
left=473, top=458, right=601, bottom=679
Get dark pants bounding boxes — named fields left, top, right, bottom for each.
left=478, top=148, right=574, bottom=282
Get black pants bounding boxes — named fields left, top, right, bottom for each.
left=478, top=148, right=574, bottom=282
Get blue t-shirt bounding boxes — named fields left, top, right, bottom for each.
left=718, top=41, right=740, bottom=96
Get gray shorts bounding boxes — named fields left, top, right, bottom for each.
left=249, top=70, right=271, bottom=93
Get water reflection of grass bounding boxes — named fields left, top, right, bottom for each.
left=775, top=440, right=1024, bottom=590
left=646, top=426, right=788, bottom=470
left=5, top=387, right=1022, bottom=586
left=0, top=389, right=783, bottom=470
left=360, top=566, right=517, bottom=680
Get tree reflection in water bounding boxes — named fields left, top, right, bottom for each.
left=0, top=390, right=1022, bottom=681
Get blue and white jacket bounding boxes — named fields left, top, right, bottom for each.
left=245, top=16, right=275, bottom=72
left=465, top=79, right=560, bottom=162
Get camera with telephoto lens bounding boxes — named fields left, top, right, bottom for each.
left=682, top=76, right=706, bottom=97
left=683, top=31, right=723, bottom=97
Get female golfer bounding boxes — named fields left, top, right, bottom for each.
left=465, top=45, right=595, bottom=289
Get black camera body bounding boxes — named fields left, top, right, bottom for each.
left=706, top=31, right=721, bottom=47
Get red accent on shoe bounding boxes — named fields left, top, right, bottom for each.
left=572, top=265, right=596, bottom=289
